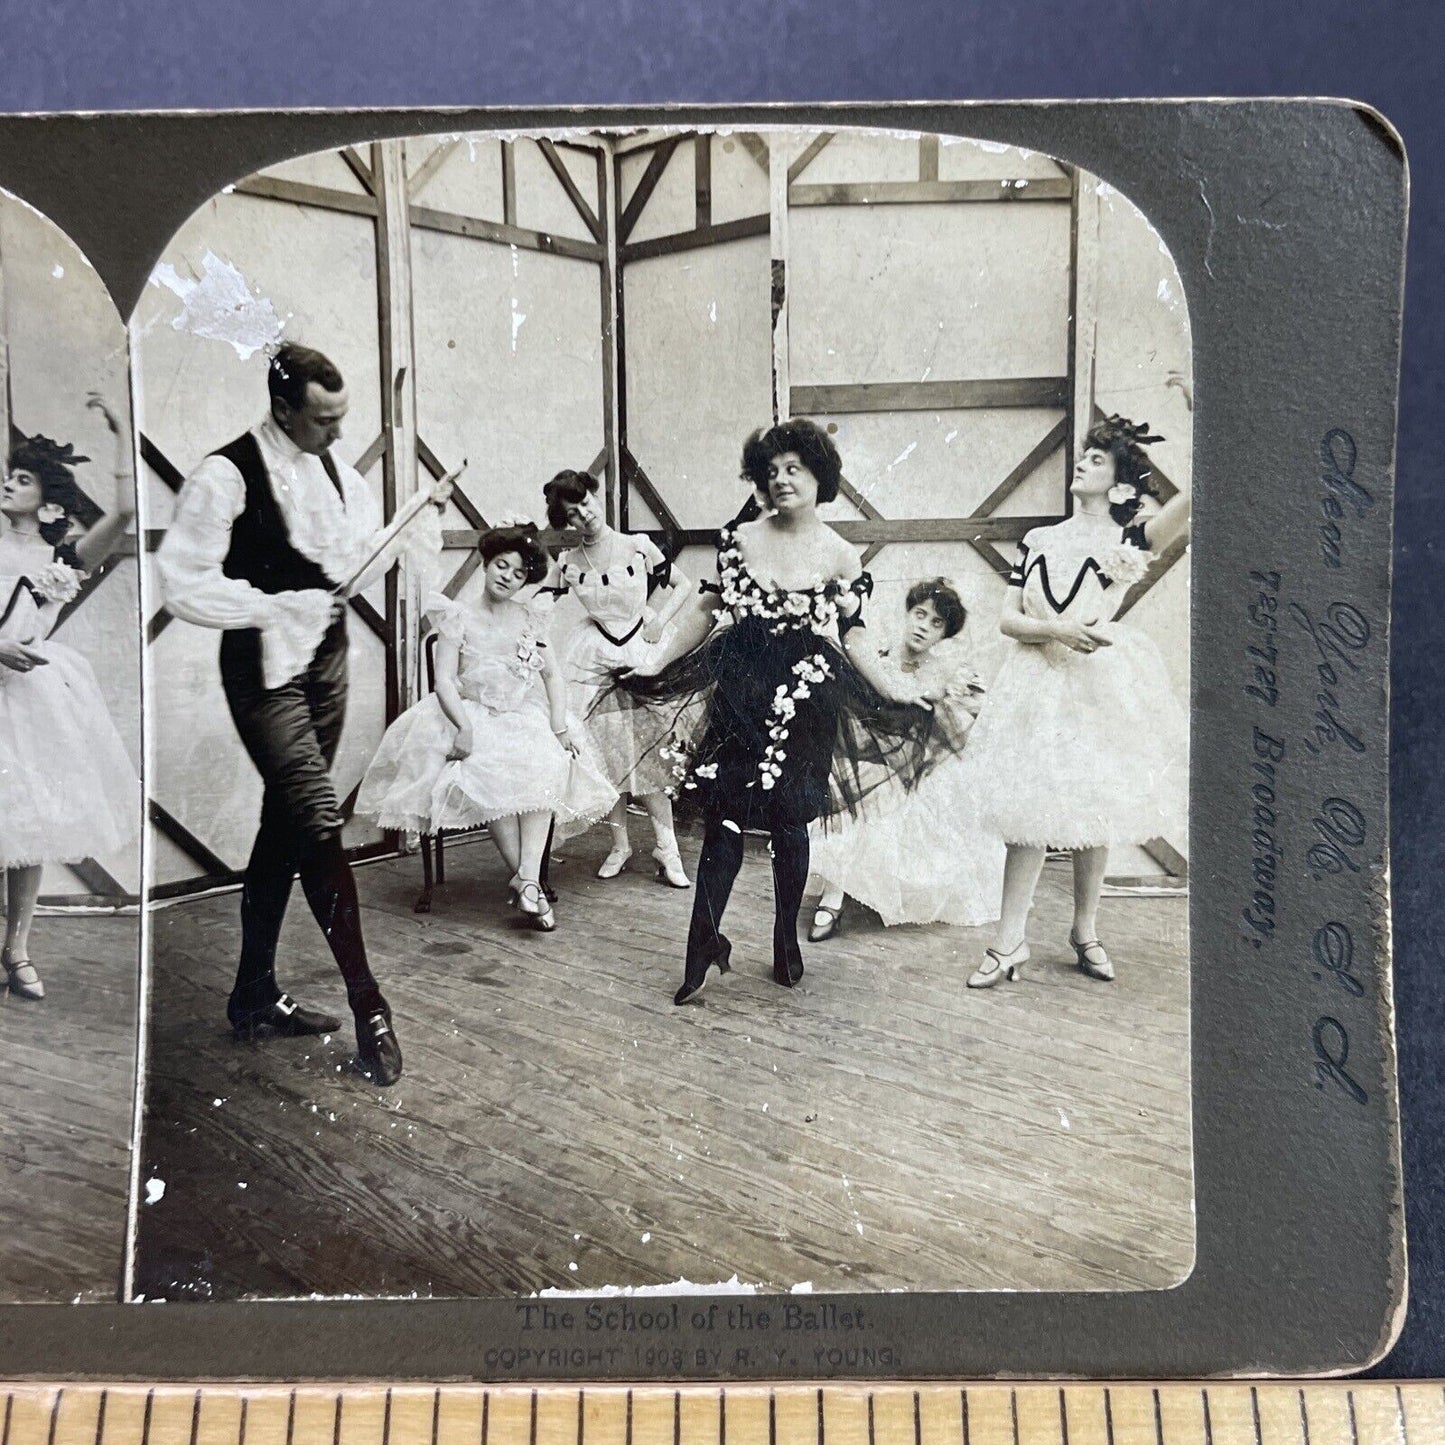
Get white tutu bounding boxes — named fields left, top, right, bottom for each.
left=964, top=623, right=1187, bottom=850
left=355, top=692, right=616, bottom=836
left=355, top=592, right=617, bottom=837
left=810, top=757, right=1005, bottom=926
left=0, top=638, right=140, bottom=868
left=808, top=638, right=1004, bottom=926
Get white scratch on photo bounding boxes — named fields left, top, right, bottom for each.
left=151, top=252, right=284, bottom=361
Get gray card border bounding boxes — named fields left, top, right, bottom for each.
left=0, top=98, right=1407, bottom=1380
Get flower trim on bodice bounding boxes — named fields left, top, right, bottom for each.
left=713, top=524, right=866, bottom=638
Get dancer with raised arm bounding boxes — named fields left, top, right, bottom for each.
left=0, top=395, right=140, bottom=1000
left=964, top=416, right=1190, bottom=989
left=157, top=343, right=451, bottom=1085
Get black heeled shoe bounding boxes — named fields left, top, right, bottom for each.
left=772, top=947, right=804, bottom=989
left=355, top=1005, right=404, bottom=1086
left=673, top=935, right=733, bottom=1006
left=229, top=992, right=343, bottom=1040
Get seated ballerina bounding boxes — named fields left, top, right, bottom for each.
left=355, top=520, right=617, bottom=931
left=808, top=577, right=1004, bottom=938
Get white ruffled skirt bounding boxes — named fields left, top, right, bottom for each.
left=809, top=756, right=1006, bottom=927
left=356, top=691, right=618, bottom=838
left=962, top=624, right=1188, bottom=851
left=564, top=620, right=696, bottom=796
left=0, top=640, right=140, bottom=868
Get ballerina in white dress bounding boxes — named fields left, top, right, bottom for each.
left=355, top=522, right=617, bottom=931
left=0, top=396, right=141, bottom=1000
left=807, top=578, right=1003, bottom=936
left=963, top=416, right=1190, bottom=989
left=541, top=469, right=693, bottom=887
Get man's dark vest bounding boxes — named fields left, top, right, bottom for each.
left=215, top=431, right=337, bottom=595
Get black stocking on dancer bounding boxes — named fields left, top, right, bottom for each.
left=157, top=343, right=453, bottom=1084
left=591, top=420, right=956, bottom=1005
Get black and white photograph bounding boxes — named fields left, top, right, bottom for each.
left=130, top=125, right=1193, bottom=1302
left=0, top=188, right=143, bottom=1301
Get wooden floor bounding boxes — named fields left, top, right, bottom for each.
left=0, top=913, right=138, bottom=1302
left=134, top=830, right=1192, bottom=1302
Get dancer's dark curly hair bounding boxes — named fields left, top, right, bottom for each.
left=542, top=468, right=600, bottom=531
left=7, top=433, right=92, bottom=547
left=904, top=577, right=967, bottom=639
left=479, top=522, right=549, bottom=585
left=740, top=418, right=843, bottom=505
left=1083, top=415, right=1165, bottom=527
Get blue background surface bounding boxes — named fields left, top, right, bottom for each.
left=0, top=0, right=1436, bottom=1377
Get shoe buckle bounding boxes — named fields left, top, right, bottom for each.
left=369, top=1014, right=392, bottom=1037
left=275, top=995, right=297, bottom=1016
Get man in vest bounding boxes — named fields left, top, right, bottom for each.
left=158, top=343, right=451, bottom=1087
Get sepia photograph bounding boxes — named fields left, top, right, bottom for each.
left=0, top=188, right=143, bottom=1301
left=130, top=124, right=1193, bottom=1302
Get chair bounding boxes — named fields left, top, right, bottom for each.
left=413, top=629, right=447, bottom=914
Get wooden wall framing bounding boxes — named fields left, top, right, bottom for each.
left=139, top=127, right=1189, bottom=894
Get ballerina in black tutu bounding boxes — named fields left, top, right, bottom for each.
left=589, top=419, right=955, bottom=1005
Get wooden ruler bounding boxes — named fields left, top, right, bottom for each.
left=2, top=1384, right=1442, bottom=1445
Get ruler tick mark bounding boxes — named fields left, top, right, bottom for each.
left=1059, top=1390, right=1069, bottom=1445
left=1104, top=1390, right=1115, bottom=1445
left=1155, top=1389, right=1165, bottom=1445
left=1347, top=1392, right=1359, bottom=1445
left=1202, top=1391, right=1213, bottom=1445
left=1252, top=1388, right=1262, bottom=1445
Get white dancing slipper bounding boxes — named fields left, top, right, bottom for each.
left=2, top=948, right=44, bottom=1001
left=652, top=845, right=690, bottom=889
left=967, top=941, right=1029, bottom=989
left=1070, top=932, right=1116, bottom=982
left=517, top=881, right=556, bottom=932
left=809, top=905, right=842, bottom=942
left=597, top=845, right=632, bottom=879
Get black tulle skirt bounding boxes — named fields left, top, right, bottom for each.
left=586, top=616, right=956, bottom=832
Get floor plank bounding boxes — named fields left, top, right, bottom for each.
left=134, top=830, right=1191, bottom=1300
left=0, top=912, right=139, bottom=1301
